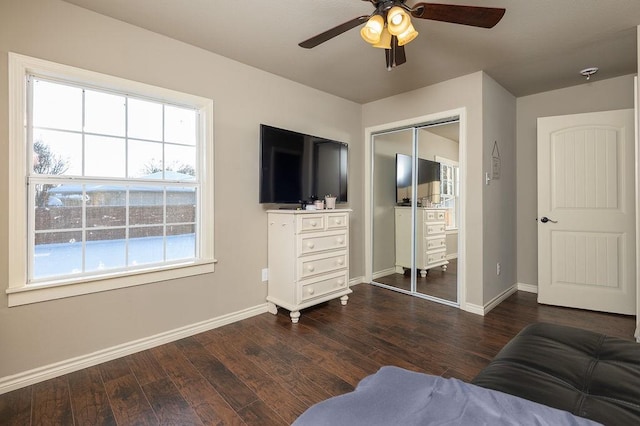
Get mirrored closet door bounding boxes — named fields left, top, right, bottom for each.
left=371, top=119, right=460, bottom=306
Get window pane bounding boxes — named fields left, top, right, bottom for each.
left=33, top=231, right=83, bottom=279
left=86, top=184, right=125, bottom=207
left=165, top=144, right=196, bottom=177
left=129, top=186, right=164, bottom=225
left=47, top=183, right=87, bottom=210
left=85, top=90, right=126, bottom=137
left=167, top=224, right=195, bottom=260
left=129, top=226, right=164, bottom=265
left=86, top=189, right=126, bottom=227
left=33, top=130, right=82, bottom=176
left=167, top=187, right=196, bottom=223
left=35, top=202, right=82, bottom=231
left=165, top=105, right=196, bottom=146
left=33, top=79, right=82, bottom=132
left=85, top=135, right=126, bottom=177
left=86, top=228, right=126, bottom=272
left=128, top=98, right=162, bottom=141
left=128, top=140, right=164, bottom=178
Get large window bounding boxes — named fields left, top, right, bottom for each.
left=8, top=54, right=215, bottom=306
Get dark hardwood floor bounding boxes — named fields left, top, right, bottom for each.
left=374, top=258, right=458, bottom=302
left=0, top=284, right=635, bottom=425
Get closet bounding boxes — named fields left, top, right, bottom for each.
left=370, top=118, right=461, bottom=305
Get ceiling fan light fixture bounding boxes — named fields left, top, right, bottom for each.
left=396, top=23, right=418, bottom=46
left=360, top=14, right=385, bottom=44
left=387, top=6, right=411, bottom=35
left=372, top=27, right=392, bottom=49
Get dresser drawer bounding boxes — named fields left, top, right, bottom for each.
left=299, top=271, right=349, bottom=303
left=326, top=213, right=348, bottom=230
left=425, top=223, right=446, bottom=235
left=427, top=250, right=447, bottom=265
left=426, top=237, right=446, bottom=251
left=296, top=215, right=325, bottom=233
left=425, top=210, right=446, bottom=222
left=298, top=230, right=347, bottom=256
left=298, top=250, right=347, bottom=280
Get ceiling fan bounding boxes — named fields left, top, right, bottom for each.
left=299, top=1, right=506, bottom=70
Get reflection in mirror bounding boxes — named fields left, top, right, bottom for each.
left=372, top=128, right=415, bottom=292
left=371, top=121, right=459, bottom=305
left=413, top=124, right=459, bottom=302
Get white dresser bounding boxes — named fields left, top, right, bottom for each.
left=266, top=209, right=352, bottom=323
left=395, top=206, right=448, bottom=278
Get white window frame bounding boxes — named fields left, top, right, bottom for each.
left=435, top=155, right=459, bottom=231
left=7, top=53, right=216, bottom=307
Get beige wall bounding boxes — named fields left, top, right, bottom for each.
left=419, top=128, right=459, bottom=162
left=372, top=131, right=411, bottom=274
left=482, top=74, right=517, bottom=302
left=0, top=0, right=363, bottom=381
left=516, top=74, right=635, bottom=288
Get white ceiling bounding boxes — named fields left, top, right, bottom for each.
left=62, top=0, right=640, bottom=104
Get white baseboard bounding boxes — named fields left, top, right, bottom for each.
left=484, top=285, right=518, bottom=314
left=517, top=282, right=538, bottom=293
left=350, top=275, right=366, bottom=286
left=372, top=268, right=396, bottom=280
left=463, top=303, right=485, bottom=316
left=463, top=284, right=518, bottom=316
left=0, top=304, right=268, bottom=395
left=446, top=253, right=458, bottom=260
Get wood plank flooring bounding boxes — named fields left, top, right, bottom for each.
left=374, top=258, right=458, bottom=302
left=0, top=284, right=635, bottom=425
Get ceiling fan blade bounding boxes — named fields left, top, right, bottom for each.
left=411, top=3, right=505, bottom=28
left=299, top=15, right=370, bottom=48
left=385, top=36, right=407, bottom=70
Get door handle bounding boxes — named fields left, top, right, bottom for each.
left=540, top=216, right=558, bottom=224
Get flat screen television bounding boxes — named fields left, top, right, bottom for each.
left=396, top=153, right=441, bottom=204
left=259, top=124, right=348, bottom=204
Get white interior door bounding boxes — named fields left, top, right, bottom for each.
left=538, top=109, right=636, bottom=315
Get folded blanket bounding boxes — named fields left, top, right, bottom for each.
left=293, top=366, right=600, bottom=426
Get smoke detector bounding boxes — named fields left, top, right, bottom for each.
left=580, top=67, right=598, bottom=80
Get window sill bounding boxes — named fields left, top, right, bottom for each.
left=6, top=260, right=217, bottom=307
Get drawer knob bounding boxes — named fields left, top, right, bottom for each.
left=310, top=221, right=317, bottom=227
left=337, top=258, right=344, bottom=265
left=307, top=288, right=315, bottom=295
left=337, top=279, right=344, bottom=285
left=335, top=219, right=342, bottom=225
left=337, top=237, right=344, bottom=244
left=307, top=264, right=315, bottom=272
left=306, top=242, right=315, bottom=249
